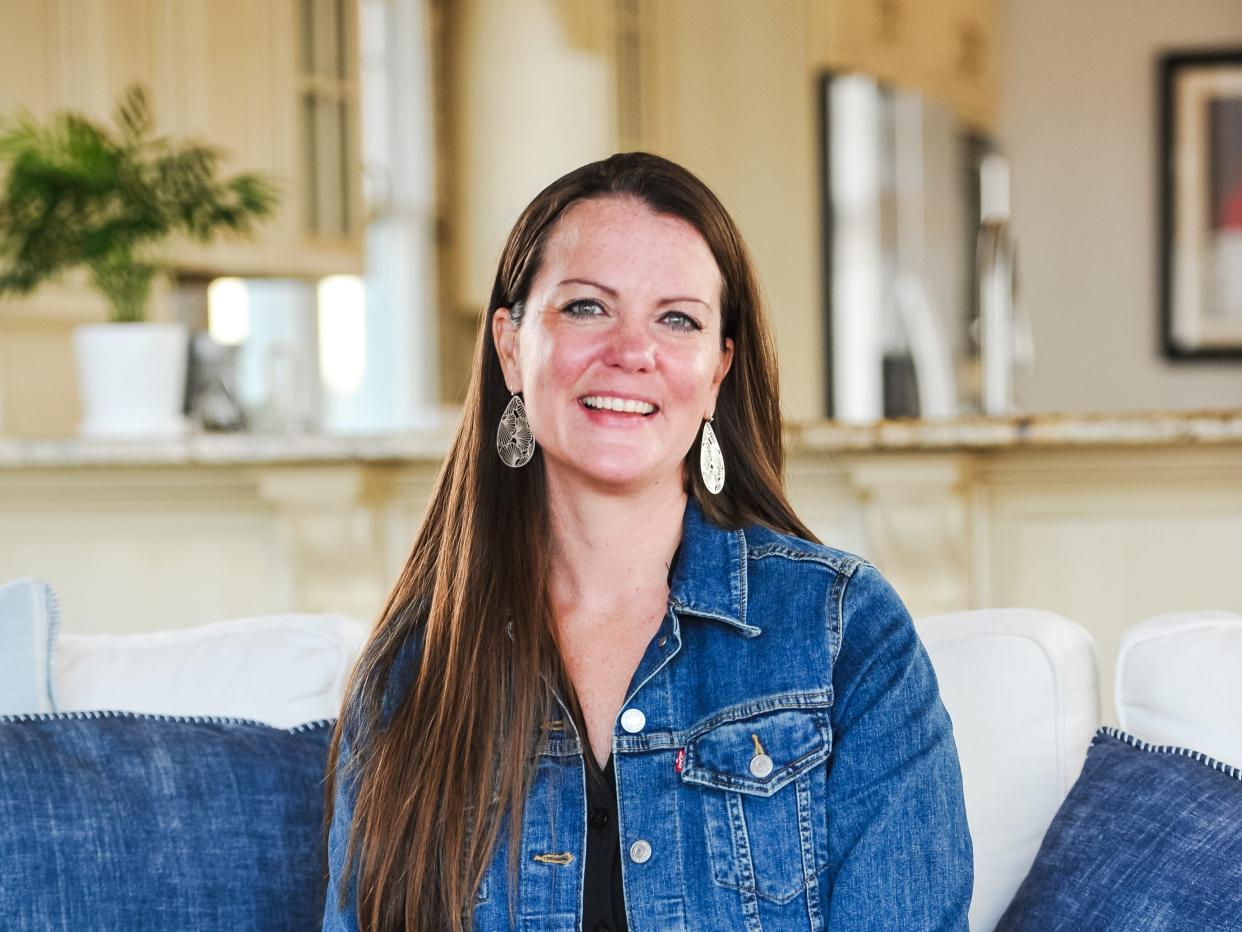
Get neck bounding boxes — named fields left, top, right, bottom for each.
left=544, top=470, right=686, bottom=619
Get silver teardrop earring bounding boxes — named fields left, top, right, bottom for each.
left=700, top=416, right=725, bottom=494
left=497, top=393, right=535, bottom=467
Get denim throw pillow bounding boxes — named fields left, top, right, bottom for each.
left=998, top=726, right=1242, bottom=931
left=0, top=711, right=333, bottom=931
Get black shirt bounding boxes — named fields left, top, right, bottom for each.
left=582, top=755, right=627, bottom=932
left=581, top=542, right=680, bottom=931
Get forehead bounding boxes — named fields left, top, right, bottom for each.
left=533, top=196, right=722, bottom=305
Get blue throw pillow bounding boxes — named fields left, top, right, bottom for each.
left=0, top=711, right=333, bottom=931
left=998, top=726, right=1242, bottom=931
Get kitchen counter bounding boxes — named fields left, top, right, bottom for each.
left=3, top=408, right=1241, bottom=467
left=793, top=407, right=1242, bottom=451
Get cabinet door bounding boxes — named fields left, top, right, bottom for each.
left=158, top=0, right=282, bottom=275
left=163, top=0, right=362, bottom=276
left=920, top=0, right=998, bottom=131
left=283, top=0, right=365, bottom=275
left=807, top=0, right=996, bottom=131
left=808, top=0, right=924, bottom=90
left=0, top=1, right=59, bottom=119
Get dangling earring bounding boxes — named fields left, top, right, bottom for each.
left=700, top=416, right=725, bottom=494
left=497, top=392, right=535, bottom=467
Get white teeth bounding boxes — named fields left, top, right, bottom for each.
left=581, top=395, right=656, bottom=415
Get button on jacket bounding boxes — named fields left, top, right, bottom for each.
left=324, top=497, right=974, bottom=930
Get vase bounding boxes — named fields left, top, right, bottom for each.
left=72, top=322, right=191, bottom=438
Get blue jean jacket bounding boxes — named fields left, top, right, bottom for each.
left=324, top=497, right=973, bottom=930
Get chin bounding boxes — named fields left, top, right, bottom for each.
left=579, top=463, right=657, bottom=490
left=550, top=453, right=678, bottom=493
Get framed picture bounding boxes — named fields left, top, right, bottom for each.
left=1160, top=50, right=1242, bottom=359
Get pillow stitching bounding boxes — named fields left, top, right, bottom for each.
left=0, top=707, right=335, bottom=734
left=1097, top=725, right=1242, bottom=781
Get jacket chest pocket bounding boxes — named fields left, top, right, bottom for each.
left=680, top=703, right=833, bottom=904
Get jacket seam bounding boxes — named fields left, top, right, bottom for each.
left=737, top=528, right=749, bottom=629
left=831, top=559, right=867, bottom=668
left=748, top=542, right=862, bottom=574
left=605, top=689, right=834, bottom=754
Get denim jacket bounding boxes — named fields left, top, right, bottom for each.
left=324, top=496, right=974, bottom=930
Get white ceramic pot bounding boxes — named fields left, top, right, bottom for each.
left=73, top=322, right=191, bottom=438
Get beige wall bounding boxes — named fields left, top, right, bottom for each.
left=638, top=0, right=824, bottom=422
left=1001, top=0, right=1242, bottom=413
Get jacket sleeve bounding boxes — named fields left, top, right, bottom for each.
left=322, top=728, right=362, bottom=932
left=824, top=562, right=974, bottom=930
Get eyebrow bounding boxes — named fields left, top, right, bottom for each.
left=556, top=277, right=713, bottom=310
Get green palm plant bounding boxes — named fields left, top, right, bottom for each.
left=0, top=84, right=278, bottom=322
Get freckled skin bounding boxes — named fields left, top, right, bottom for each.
left=493, top=196, right=734, bottom=494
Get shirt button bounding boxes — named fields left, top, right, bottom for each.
left=589, top=807, right=609, bottom=830
left=620, top=708, right=646, bottom=733
left=629, top=839, right=652, bottom=863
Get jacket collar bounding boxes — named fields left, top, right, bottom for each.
left=667, top=496, right=760, bottom=637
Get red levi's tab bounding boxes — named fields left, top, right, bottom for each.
left=674, top=748, right=685, bottom=773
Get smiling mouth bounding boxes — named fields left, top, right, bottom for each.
left=579, top=395, right=659, bottom=416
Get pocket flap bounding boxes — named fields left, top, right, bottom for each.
left=681, top=703, right=832, bottom=797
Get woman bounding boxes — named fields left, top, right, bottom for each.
left=323, top=152, right=973, bottom=931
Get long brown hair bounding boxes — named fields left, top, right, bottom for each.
left=324, top=152, right=818, bottom=930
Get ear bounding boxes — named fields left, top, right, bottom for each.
left=705, top=336, right=735, bottom=417
left=492, top=307, right=522, bottom=394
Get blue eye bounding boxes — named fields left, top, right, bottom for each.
left=662, top=311, right=702, bottom=331
left=563, top=299, right=604, bottom=318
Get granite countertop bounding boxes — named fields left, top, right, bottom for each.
left=791, top=407, right=1242, bottom=452
left=2, top=408, right=1241, bottom=468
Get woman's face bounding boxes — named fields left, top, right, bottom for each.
left=493, top=196, right=734, bottom=494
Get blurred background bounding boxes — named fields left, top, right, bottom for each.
left=3, top=0, right=1242, bottom=435
left=1, top=0, right=1240, bottom=720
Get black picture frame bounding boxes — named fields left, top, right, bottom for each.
left=1160, top=49, right=1242, bottom=360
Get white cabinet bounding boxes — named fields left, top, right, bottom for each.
left=0, top=0, right=364, bottom=280
left=159, top=0, right=364, bottom=277
left=807, top=0, right=999, bottom=131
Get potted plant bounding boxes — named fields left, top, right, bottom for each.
left=0, top=84, right=278, bottom=437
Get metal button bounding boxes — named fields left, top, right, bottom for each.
left=749, top=754, right=774, bottom=778
left=629, top=839, right=652, bottom=863
left=620, top=708, right=646, bottom=733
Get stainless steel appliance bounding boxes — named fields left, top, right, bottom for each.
left=821, top=74, right=1028, bottom=422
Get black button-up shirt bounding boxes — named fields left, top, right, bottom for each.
left=582, top=754, right=627, bottom=931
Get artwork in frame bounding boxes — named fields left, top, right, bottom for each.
left=1161, top=50, right=1242, bottom=359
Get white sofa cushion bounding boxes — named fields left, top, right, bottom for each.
left=0, top=578, right=60, bottom=715
left=915, top=609, right=1098, bottom=932
left=1116, top=610, right=1242, bottom=770
left=55, top=613, right=369, bottom=728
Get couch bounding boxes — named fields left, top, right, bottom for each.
left=2, top=576, right=1239, bottom=930
left=918, top=608, right=1242, bottom=930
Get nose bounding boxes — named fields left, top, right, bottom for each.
left=604, top=317, right=655, bottom=371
